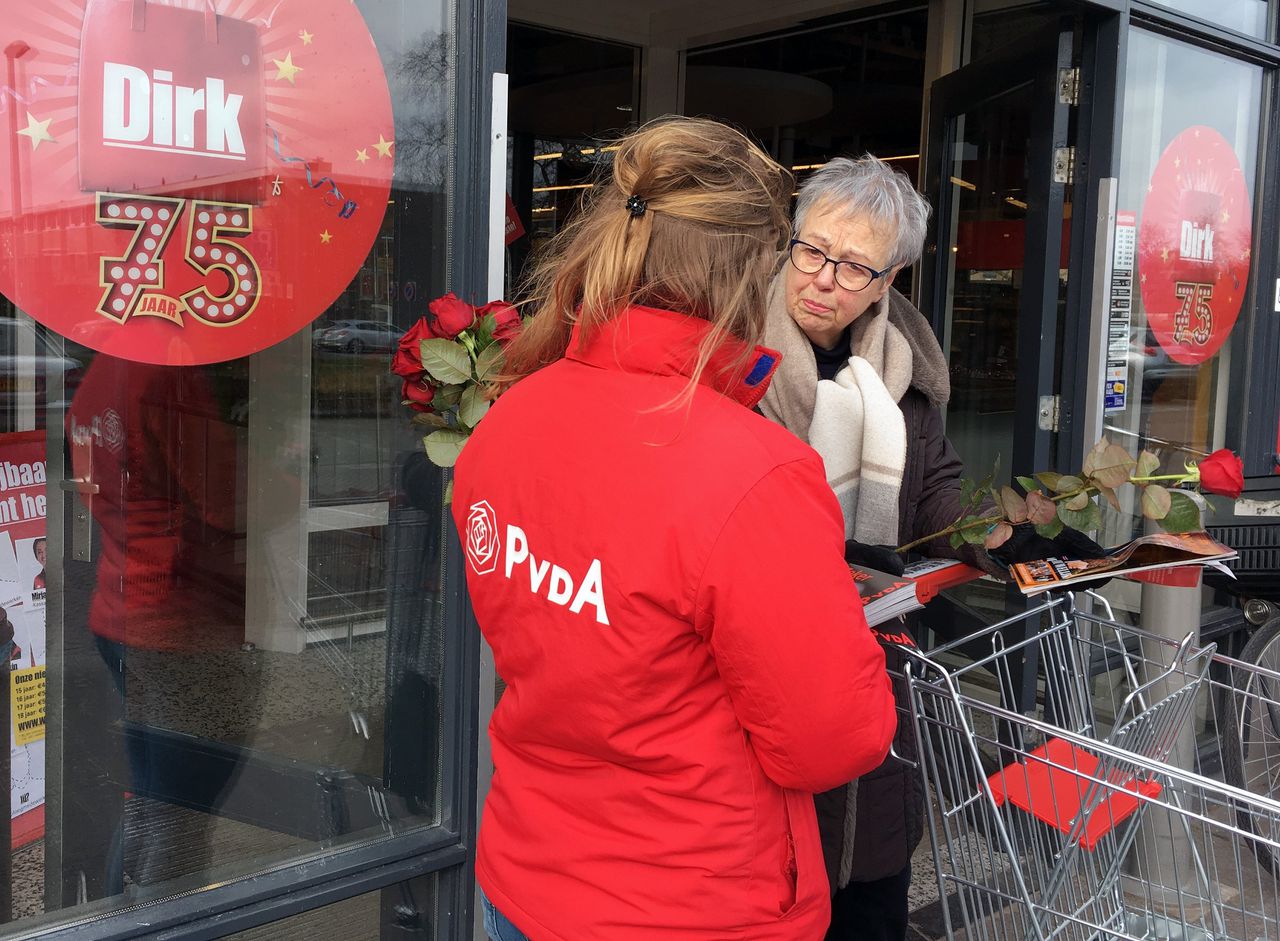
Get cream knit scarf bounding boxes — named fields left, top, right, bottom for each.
left=758, top=273, right=913, bottom=890
left=759, top=275, right=911, bottom=545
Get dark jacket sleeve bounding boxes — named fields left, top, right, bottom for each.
left=904, top=394, right=1005, bottom=577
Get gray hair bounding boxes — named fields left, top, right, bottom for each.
left=793, top=155, right=932, bottom=270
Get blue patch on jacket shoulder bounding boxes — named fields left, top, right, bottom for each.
left=745, top=354, right=776, bottom=386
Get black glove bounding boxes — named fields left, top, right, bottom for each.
left=987, top=522, right=1110, bottom=584
left=844, top=539, right=906, bottom=576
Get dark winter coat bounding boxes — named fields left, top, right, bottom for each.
left=814, top=385, right=997, bottom=888
left=781, top=286, right=1002, bottom=890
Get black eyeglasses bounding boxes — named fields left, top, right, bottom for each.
left=788, top=239, right=891, bottom=292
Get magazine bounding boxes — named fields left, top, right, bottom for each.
left=1008, top=531, right=1237, bottom=596
left=849, top=557, right=984, bottom=627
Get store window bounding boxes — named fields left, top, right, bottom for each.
left=1103, top=28, right=1263, bottom=543
left=0, top=0, right=460, bottom=933
left=505, top=23, right=640, bottom=291
left=1150, top=0, right=1268, bottom=39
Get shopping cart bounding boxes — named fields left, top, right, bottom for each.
left=894, top=589, right=1280, bottom=941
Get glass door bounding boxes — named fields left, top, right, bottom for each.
left=923, top=24, right=1075, bottom=486
left=917, top=23, right=1076, bottom=677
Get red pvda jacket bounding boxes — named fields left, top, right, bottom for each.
left=454, top=306, right=895, bottom=940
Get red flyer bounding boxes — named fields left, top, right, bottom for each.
left=0, top=0, right=396, bottom=365
left=1137, top=126, right=1252, bottom=366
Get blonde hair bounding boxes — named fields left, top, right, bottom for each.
left=500, top=117, right=792, bottom=392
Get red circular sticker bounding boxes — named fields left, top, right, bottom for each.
left=1137, top=126, right=1252, bottom=366
left=0, top=0, right=394, bottom=365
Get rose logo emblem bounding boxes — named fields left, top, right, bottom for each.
left=465, top=501, right=500, bottom=575
left=101, top=408, right=125, bottom=454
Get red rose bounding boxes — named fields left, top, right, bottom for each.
left=401, top=378, right=436, bottom=413
left=427, top=292, right=476, bottom=340
left=481, top=300, right=522, bottom=345
left=1198, top=449, right=1244, bottom=499
left=391, top=317, right=437, bottom=379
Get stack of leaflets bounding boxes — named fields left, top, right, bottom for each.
left=849, top=557, right=984, bottom=627
left=1008, top=530, right=1237, bottom=596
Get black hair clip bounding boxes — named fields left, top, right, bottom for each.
left=626, top=194, right=647, bottom=217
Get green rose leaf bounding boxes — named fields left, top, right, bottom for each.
left=961, top=517, right=989, bottom=545
left=1026, top=490, right=1057, bottom=525
left=1058, top=499, right=1102, bottom=532
left=1090, top=444, right=1137, bottom=489
left=1096, top=484, right=1121, bottom=512
left=411, top=411, right=450, bottom=429
left=1016, top=475, right=1039, bottom=495
left=1141, top=483, right=1172, bottom=520
left=985, top=522, right=1014, bottom=549
left=1082, top=438, right=1108, bottom=478
left=1052, top=475, right=1084, bottom=494
left=1035, top=517, right=1064, bottom=539
left=1035, top=471, right=1064, bottom=491
left=472, top=312, right=497, bottom=348
left=424, top=429, right=469, bottom=468
left=949, top=531, right=966, bottom=549
left=1137, top=449, right=1161, bottom=479
left=434, top=383, right=466, bottom=408
left=1065, top=491, right=1091, bottom=511
left=1001, top=486, right=1028, bottom=523
left=1159, top=490, right=1202, bottom=533
left=420, top=338, right=472, bottom=385
left=474, top=342, right=505, bottom=383
left=459, top=384, right=490, bottom=429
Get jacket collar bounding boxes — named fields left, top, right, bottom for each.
left=565, top=305, right=781, bottom=410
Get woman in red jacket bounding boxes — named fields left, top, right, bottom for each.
left=453, top=116, right=896, bottom=941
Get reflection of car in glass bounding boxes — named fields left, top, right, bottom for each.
left=1127, top=328, right=1187, bottom=396
left=0, top=318, right=84, bottom=413
left=315, top=320, right=398, bottom=354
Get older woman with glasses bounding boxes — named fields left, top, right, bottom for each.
left=759, top=156, right=1100, bottom=941
left=759, top=156, right=968, bottom=941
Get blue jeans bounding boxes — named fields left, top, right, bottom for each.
left=481, top=888, right=530, bottom=941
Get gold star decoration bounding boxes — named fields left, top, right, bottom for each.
left=272, top=52, right=303, bottom=84
left=373, top=134, right=394, bottom=158
left=320, top=230, right=333, bottom=244
left=1141, top=273, right=1147, bottom=285
left=16, top=113, right=55, bottom=150
left=1161, top=247, right=1170, bottom=263
left=299, top=29, right=314, bottom=45
left=1245, top=247, right=1252, bottom=260
left=1174, top=157, right=1181, bottom=169
left=1221, top=209, right=1231, bottom=224
left=355, top=148, right=370, bottom=163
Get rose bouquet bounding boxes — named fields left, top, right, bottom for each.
left=391, top=292, right=521, bottom=468
left=899, top=438, right=1245, bottom=554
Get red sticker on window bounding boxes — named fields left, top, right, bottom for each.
left=0, top=0, right=395, bottom=365
left=1137, top=126, right=1252, bottom=367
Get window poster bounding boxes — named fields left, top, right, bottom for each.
left=0, top=0, right=396, bottom=366
left=1105, top=211, right=1136, bottom=414
left=1137, top=125, right=1252, bottom=366
left=0, top=431, right=48, bottom=848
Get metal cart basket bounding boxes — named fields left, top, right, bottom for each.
left=899, top=591, right=1280, bottom=941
